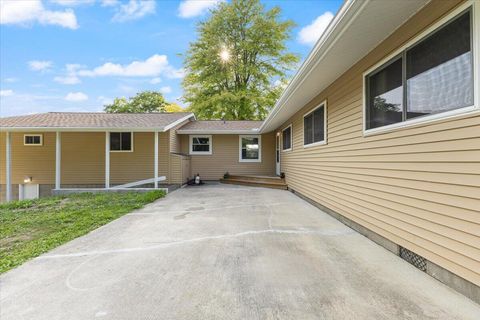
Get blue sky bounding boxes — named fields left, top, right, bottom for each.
left=0, top=0, right=342, bottom=117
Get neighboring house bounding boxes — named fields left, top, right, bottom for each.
left=0, top=0, right=479, bottom=303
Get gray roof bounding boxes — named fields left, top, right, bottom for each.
left=177, top=120, right=263, bottom=133
left=0, top=112, right=194, bottom=131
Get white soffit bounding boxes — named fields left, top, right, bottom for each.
left=261, top=0, right=430, bottom=133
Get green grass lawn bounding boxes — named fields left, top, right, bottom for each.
left=0, top=190, right=165, bottom=274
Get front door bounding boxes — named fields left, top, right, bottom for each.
left=276, top=133, right=281, bottom=176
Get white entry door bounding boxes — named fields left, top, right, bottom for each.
left=19, top=184, right=39, bottom=200
left=276, top=133, right=281, bottom=176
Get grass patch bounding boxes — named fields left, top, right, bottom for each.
left=0, top=190, right=165, bottom=274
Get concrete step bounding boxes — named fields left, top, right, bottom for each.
left=220, top=176, right=288, bottom=190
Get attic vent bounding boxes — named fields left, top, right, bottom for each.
left=399, top=247, right=427, bottom=272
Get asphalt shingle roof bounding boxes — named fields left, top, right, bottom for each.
left=177, top=120, right=263, bottom=132
left=0, top=112, right=194, bottom=129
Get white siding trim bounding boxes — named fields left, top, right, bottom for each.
left=5, top=132, right=11, bottom=202
left=105, top=132, right=110, bottom=189
left=55, top=132, right=61, bottom=190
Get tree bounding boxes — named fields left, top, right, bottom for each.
left=165, top=102, right=184, bottom=113
left=104, top=91, right=167, bottom=113
left=182, top=0, right=299, bottom=120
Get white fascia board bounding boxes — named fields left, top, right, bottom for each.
left=162, top=113, right=196, bottom=131
left=0, top=127, right=167, bottom=132
left=177, top=129, right=261, bottom=135
left=259, top=0, right=360, bottom=133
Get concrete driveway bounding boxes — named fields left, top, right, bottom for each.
left=1, top=184, right=479, bottom=320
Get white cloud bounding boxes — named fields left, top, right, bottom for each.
left=150, top=77, right=161, bottom=84
left=97, top=95, right=113, bottom=105
left=160, top=86, right=172, bottom=94
left=178, top=0, right=222, bottom=18
left=54, top=63, right=82, bottom=84
left=28, top=60, right=53, bottom=72
left=112, top=0, right=155, bottom=22
left=0, top=0, right=79, bottom=29
left=50, top=0, right=95, bottom=6
left=77, top=54, right=183, bottom=78
left=4, top=77, right=19, bottom=83
left=54, top=75, right=81, bottom=84
left=0, top=89, right=14, bottom=97
left=65, top=91, right=88, bottom=101
left=101, top=0, right=118, bottom=6
left=298, top=11, right=334, bottom=46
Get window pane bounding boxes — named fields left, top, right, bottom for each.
left=242, top=137, right=259, bottom=159
left=110, top=133, right=121, bottom=150
left=196, top=137, right=209, bottom=144
left=25, top=136, right=33, bottom=144
left=406, top=10, right=472, bottom=119
left=304, top=114, right=313, bottom=145
left=367, top=57, right=403, bottom=129
left=313, top=107, right=324, bottom=142
left=121, top=133, right=131, bottom=151
left=193, top=144, right=209, bottom=152
left=282, top=127, right=291, bottom=150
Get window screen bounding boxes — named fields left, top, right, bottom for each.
left=365, top=9, right=473, bottom=130
left=304, top=105, right=325, bottom=145
left=282, top=126, right=291, bottom=150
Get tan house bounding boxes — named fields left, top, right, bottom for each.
left=1, top=0, right=479, bottom=304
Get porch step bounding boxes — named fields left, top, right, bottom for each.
left=220, top=175, right=287, bottom=190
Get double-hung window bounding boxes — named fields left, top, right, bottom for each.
left=303, top=101, right=327, bottom=147
left=190, top=135, right=212, bottom=155
left=282, top=125, right=292, bottom=151
left=239, top=135, right=261, bottom=162
left=365, top=8, right=474, bottom=131
left=110, top=132, right=132, bottom=151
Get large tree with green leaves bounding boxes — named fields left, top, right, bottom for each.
left=182, top=0, right=299, bottom=120
left=104, top=91, right=167, bottom=113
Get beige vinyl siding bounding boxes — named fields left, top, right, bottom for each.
left=111, top=132, right=154, bottom=184
left=180, top=133, right=276, bottom=180
left=0, top=132, right=55, bottom=184
left=170, top=153, right=190, bottom=184
left=169, top=119, right=191, bottom=153
left=276, top=0, right=480, bottom=287
left=61, top=132, right=105, bottom=185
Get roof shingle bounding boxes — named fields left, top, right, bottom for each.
left=177, top=120, right=263, bottom=133
left=0, top=112, right=194, bottom=130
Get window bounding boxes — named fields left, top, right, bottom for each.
left=239, top=135, right=261, bottom=162
left=282, top=125, right=292, bottom=151
left=366, top=8, right=474, bottom=131
left=190, top=135, right=212, bottom=155
left=24, top=134, right=42, bottom=146
left=303, top=102, right=326, bottom=147
left=110, top=132, right=132, bottom=151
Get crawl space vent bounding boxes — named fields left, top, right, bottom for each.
left=399, top=246, right=427, bottom=272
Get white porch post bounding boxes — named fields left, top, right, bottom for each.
left=55, top=131, right=61, bottom=190
left=154, top=131, right=158, bottom=189
left=5, top=132, right=11, bottom=202
left=105, top=131, right=110, bottom=188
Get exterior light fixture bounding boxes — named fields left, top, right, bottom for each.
left=24, top=176, right=32, bottom=183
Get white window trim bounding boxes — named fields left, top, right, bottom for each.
left=281, top=124, right=292, bottom=152
left=239, top=135, right=262, bottom=163
left=189, top=135, right=212, bottom=155
left=23, top=134, right=43, bottom=146
left=363, top=1, right=480, bottom=136
left=303, top=100, right=327, bottom=148
left=110, top=132, right=134, bottom=153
